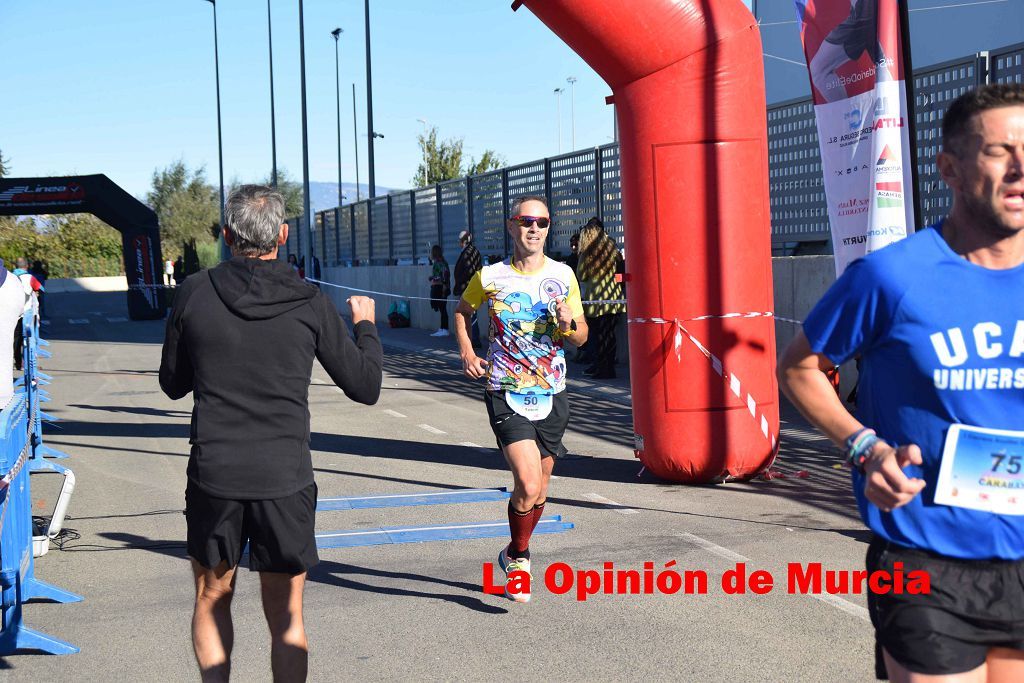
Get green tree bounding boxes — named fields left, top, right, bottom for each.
left=466, top=149, right=504, bottom=176
left=411, top=126, right=504, bottom=188
left=147, top=160, right=219, bottom=256
left=0, top=148, right=8, bottom=178
left=263, top=168, right=304, bottom=218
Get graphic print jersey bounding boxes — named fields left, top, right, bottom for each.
left=461, top=258, right=583, bottom=394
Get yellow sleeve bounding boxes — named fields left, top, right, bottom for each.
left=460, top=270, right=486, bottom=310
left=566, top=270, right=584, bottom=318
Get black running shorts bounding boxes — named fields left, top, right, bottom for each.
left=484, top=390, right=569, bottom=457
left=186, top=480, right=319, bottom=575
left=867, top=536, right=1024, bottom=679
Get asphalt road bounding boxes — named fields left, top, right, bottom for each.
left=2, top=289, right=877, bottom=681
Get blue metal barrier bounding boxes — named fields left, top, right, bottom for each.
left=0, top=395, right=78, bottom=655
left=0, top=309, right=82, bottom=656
left=22, top=312, right=70, bottom=469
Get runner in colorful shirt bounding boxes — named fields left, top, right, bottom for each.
left=454, top=195, right=588, bottom=603
left=779, top=84, right=1024, bottom=681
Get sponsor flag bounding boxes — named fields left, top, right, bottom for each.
left=794, top=0, right=917, bottom=275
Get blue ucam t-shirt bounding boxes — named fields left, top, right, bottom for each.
left=804, top=223, right=1024, bottom=560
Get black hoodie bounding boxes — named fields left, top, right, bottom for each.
left=159, top=256, right=382, bottom=499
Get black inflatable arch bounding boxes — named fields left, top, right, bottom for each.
left=0, top=174, right=165, bottom=320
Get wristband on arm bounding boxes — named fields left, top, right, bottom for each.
left=845, top=427, right=884, bottom=472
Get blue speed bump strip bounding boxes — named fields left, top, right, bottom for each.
left=315, top=516, right=573, bottom=549
left=317, top=487, right=511, bottom=511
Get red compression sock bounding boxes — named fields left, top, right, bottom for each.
left=530, top=501, right=546, bottom=533
left=508, top=502, right=533, bottom=557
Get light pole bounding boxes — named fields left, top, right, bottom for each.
left=416, top=118, right=428, bottom=186
left=566, top=76, right=577, bottom=151
left=364, top=0, right=377, bottom=198
left=267, top=0, right=278, bottom=187
left=204, top=0, right=226, bottom=260
left=352, top=83, right=361, bottom=201
left=298, top=0, right=313, bottom=274
left=331, top=28, right=344, bottom=208
left=553, top=87, right=564, bottom=154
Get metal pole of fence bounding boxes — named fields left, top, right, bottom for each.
left=332, top=28, right=345, bottom=209
left=203, top=0, right=227, bottom=262
left=364, top=0, right=377, bottom=198
left=410, top=190, right=418, bottom=263
left=352, top=83, right=361, bottom=201
left=268, top=0, right=279, bottom=187
left=387, top=195, right=394, bottom=264
left=298, top=0, right=314, bottom=275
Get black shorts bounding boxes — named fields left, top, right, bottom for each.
left=867, top=536, right=1024, bottom=679
left=185, top=480, right=319, bottom=575
left=484, top=390, right=569, bottom=457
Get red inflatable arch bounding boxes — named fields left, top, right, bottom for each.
left=514, top=0, right=778, bottom=482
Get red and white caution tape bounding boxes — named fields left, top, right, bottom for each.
left=628, top=312, right=788, bottom=456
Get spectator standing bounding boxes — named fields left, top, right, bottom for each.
left=159, top=185, right=382, bottom=681
left=577, top=218, right=626, bottom=379
left=429, top=244, right=451, bottom=337
left=453, top=231, right=483, bottom=347
left=30, top=259, right=48, bottom=319
left=564, top=232, right=580, bottom=273
left=173, top=256, right=185, bottom=286
left=11, top=258, right=41, bottom=372
left=1, top=260, right=27, bottom=407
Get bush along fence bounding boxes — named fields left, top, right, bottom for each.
left=0, top=309, right=81, bottom=656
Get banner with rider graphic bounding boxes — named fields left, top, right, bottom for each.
left=794, top=0, right=916, bottom=275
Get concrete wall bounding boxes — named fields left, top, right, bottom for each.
left=322, top=257, right=854, bottom=390
left=45, top=276, right=128, bottom=293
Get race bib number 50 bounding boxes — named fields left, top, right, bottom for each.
left=935, top=424, right=1024, bottom=516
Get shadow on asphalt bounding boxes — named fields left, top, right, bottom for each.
left=381, top=346, right=635, bottom=450
left=309, top=560, right=508, bottom=615
left=73, top=534, right=505, bottom=614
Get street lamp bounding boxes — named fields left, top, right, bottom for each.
left=553, top=87, right=564, bottom=154
left=298, top=0, right=313, bottom=274
left=352, top=83, right=361, bottom=201
left=566, top=76, right=577, bottom=151
left=203, top=0, right=226, bottom=260
left=364, top=0, right=377, bottom=198
left=267, top=0, right=278, bottom=187
left=331, top=28, right=344, bottom=208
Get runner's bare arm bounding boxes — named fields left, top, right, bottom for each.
left=778, top=330, right=860, bottom=444
left=455, top=299, right=488, bottom=379
left=778, top=330, right=924, bottom=510
left=555, top=300, right=588, bottom=347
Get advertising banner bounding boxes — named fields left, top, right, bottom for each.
left=794, top=0, right=916, bottom=275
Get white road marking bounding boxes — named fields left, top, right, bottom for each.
left=68, top=319, right=90, bottom=324
left=383, top=409, right=407, bottom=418
left=417, top=423, right=446, bottom=435
left=676, top=532, right=870, bottom=622
left=460, top=441, right=487, bottom=449
left=106, top=317, right=128, bottom=323
left=583, top=492, right=639, bottom=515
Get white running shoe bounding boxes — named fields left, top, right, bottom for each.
left=498, top=547, right=532, bottom=603
left=430, top=329, right=450, bottom=337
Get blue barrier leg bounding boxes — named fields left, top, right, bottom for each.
left=29, top=458, right=67, bottom=474
left=37, top=445, right=70, bottom=461
left=22, top=577, right=83, bottom=604
left=3, top=623, right=81, bottom=655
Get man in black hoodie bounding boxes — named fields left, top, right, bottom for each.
left=160, top=184, right=382, bottom=682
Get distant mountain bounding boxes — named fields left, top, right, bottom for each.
left=309, top=181, right=397, bottom=214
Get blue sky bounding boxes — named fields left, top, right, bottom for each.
left=2, top=0, right=1019, bottom=202
left=1, top=0, right=625, bottom=200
